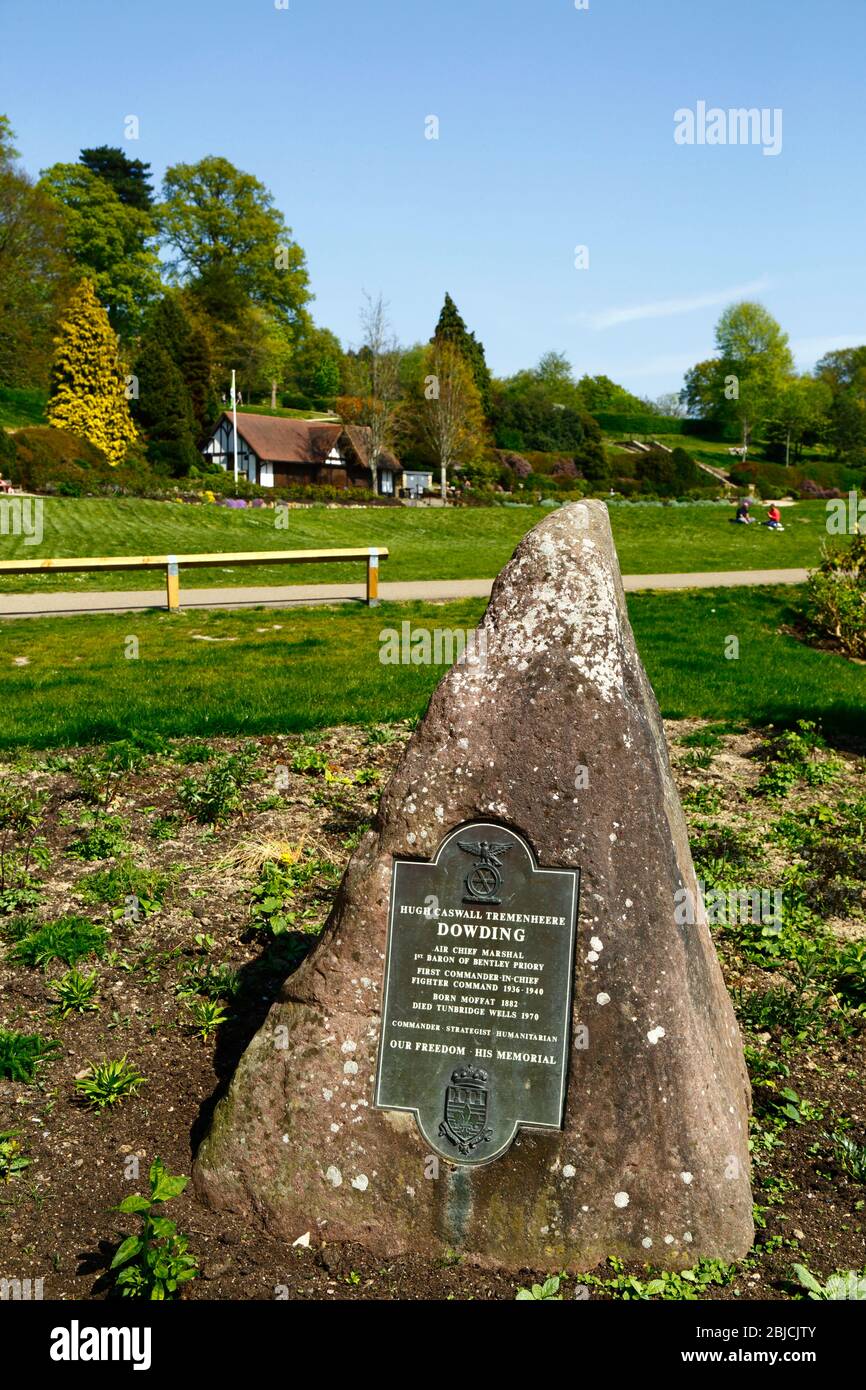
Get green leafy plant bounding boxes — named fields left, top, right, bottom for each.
left=50, top=967, right=100, bottom=1017
left=178, top=750, right=256, bottom=825
left=66, top=813, right=130, bottom=861
left=364, top=726, right=398, bottom=747
left=755, top=721, right=842, bottom=798
left=679, top=728, right=724, bottom=751
left=826, top=1129, right=866, bottom=1182
left=80, top=860, right=168, bottom=917
left=184, top=997, right=229, bottom=1040
left=0, top=1028, right=59, bottom=1082
left=0, top=786, right=49, bottom=912
left=805, top=531, right=866, bottom=659
left=828, top=940, right=866, bottom=1012
left=793, top=1264, right=866, bottom=1300
left=175, top=961, right=239, bottom=1001
left=516, top=1275, right=562, bottom=1300
left=291, top=745, right=329, bottom=775
left=149, top=812, right=181, bottom=841
left=75, top=1056, right=146, bottom=1109
left=111, top=1158, right=198, bottom=1299
left=0, top=1129, right=31, bottom=1182
left=576, top=1257, right=736, bottom=1301
left=9, top=915, right=108, bottom=969
left=682, top=786, right=722, bottom=815
left=73, top=737, right=166, bottom=811
left=250, top=854, right=340, bottom=935
left=769, top=1087, right=823, bottom=1127
left=171, top=741, right=215, bottom=765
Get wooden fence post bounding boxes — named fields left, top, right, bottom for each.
left=166, top=556, right=180, bottom=611
left=366, top=549, right=379, bottom=607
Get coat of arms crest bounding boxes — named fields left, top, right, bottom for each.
left=439, top=1064, right=494, bottom=1156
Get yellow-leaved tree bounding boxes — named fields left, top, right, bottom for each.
left=47, top=279, right=137, bottom=465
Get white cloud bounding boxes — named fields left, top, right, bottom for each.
left=791, top=333, right=866, bottom=367
left=602, top=352, right=698, bottom=380
left=577, top=278, right=772, bottom=331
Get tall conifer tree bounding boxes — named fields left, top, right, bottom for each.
left=47, top=279, right=137, bottom=465
left=432, top=293, right=492, bottom=416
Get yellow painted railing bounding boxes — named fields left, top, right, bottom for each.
left=0, top=547, right=389, bottom=609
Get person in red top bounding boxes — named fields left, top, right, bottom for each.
left=766, top=503, right=784, bottom=531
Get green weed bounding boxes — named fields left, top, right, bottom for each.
left=9, top=914, right=108, bottom=969
left=50, top=968, right=100, bottom=1017
left=75, top=1056, right=146, bottom=1109
left=179, top=750, right=257, bottom=825
left=111, top=1158, right=198, bottom=1300
left=0, top=1130, right=31, bottom=1181
left=0, top=1028, right=59, bottom=1082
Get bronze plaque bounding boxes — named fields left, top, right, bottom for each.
left=374, top=822, right=579, bottom=1165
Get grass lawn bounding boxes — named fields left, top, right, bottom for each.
left=0, top=496, right=835, bottom=595
left=0, top=586, right=861, bottom=747
left=0, top=384, right=48, bottom=429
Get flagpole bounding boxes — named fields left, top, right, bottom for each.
left=232, top=368, right=239, bottom=485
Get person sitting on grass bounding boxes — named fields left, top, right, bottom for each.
left=734, top=498, right=753, bottom=524
left=765, top=503, right=784, bottom=531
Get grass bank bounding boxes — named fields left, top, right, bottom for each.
left=0, top=586, right=861, bottom=748
left=0, top=497, right=835, bottom=594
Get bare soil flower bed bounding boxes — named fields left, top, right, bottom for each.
left=0, top=720, right=863, bottom=1301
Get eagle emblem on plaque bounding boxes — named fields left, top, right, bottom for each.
left=458, top=839, right=512, bottom=904
left=439, top=1064, right=494, bottom=1156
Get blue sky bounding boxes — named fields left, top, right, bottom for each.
left=2, top=0, right=865, bottom=398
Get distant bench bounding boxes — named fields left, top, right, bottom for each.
left=0, top=547, right=389, bottom=610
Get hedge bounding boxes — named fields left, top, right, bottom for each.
left=593, top=413, right=739, bottom=441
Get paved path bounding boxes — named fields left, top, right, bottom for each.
left=0, top=568, right=810, bottom=618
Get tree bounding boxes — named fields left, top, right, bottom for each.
left=654, top=391, right=688, bottom=418
left=79, top=146, right=154, bottom=212
left=0, top=119, right=69, bottom=388
left=681, top=302, right=793, bottom=451
left=344, top=293, right=402, bottom=494
left=182, top=321, right=219, bottom=435
left=132, top=338, right=200, bottom=476
left=715, top=301, right=792, bottom=367
left=0, top=115, right=19, bottom=165
left=680, top=359, right=728, bottom=419
left=47, top=279, right=137, bottom=465
left=290, top=324, right=343, bottom=402
left=413, top=339, right=486, bottom=500
left=634, top=446, right=701, bottom=496
left=490, top=368, right=605, bottom=476
left=534, top=351, right=578, bottom=400
left=713, top=301, right=793, bottom=450
left=816, top=346, right=866, bottom=461
left=143, top=293, right=217, bottom=434
left=432, top=293, right=492, bottom=415
left=159, top=157, right=311, bottom=331
left=39, top=162, right=161, bottom=337
left=768, top=376, right=832, bottom=466
left=574, top=373, right=652, bottom=416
